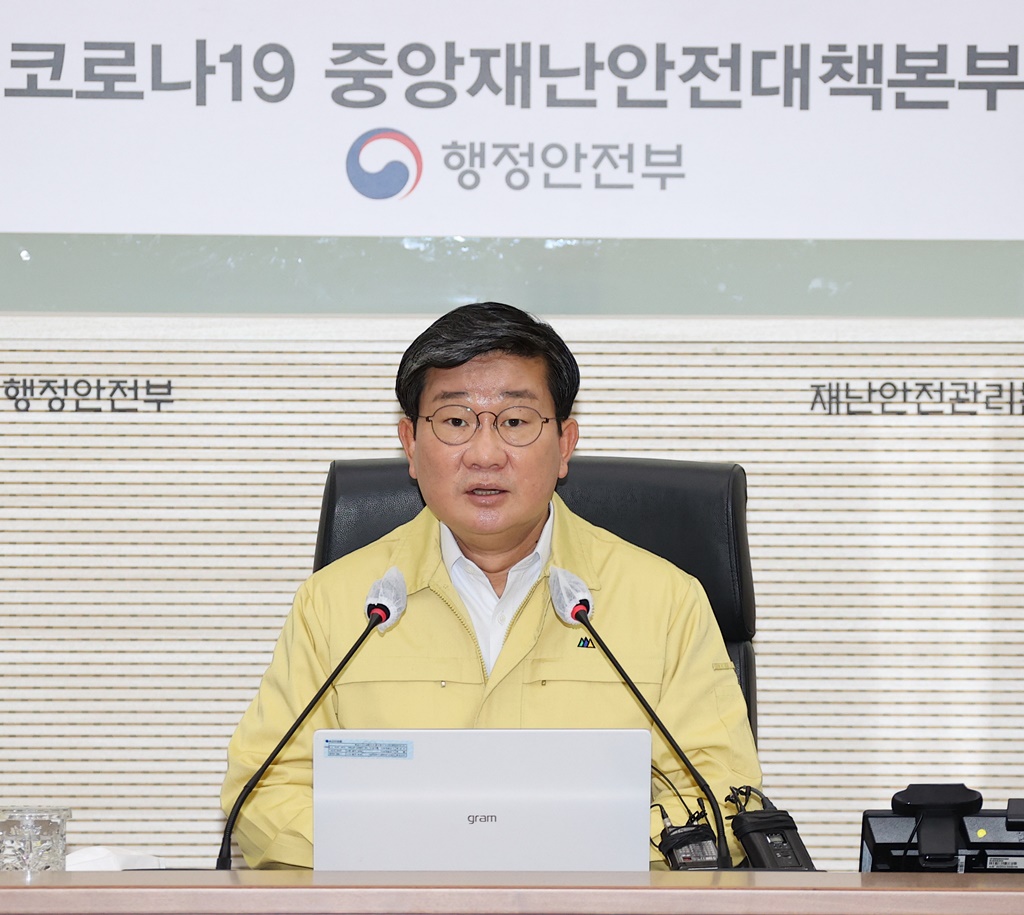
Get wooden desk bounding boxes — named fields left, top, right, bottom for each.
left=1, top=870, right=1023, bottom=915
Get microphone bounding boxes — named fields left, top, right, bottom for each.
left=216, top=566, right=408, bottom=870
left=548, top=566, right=732, bottom=870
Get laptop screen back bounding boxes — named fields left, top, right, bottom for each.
left=312, top=728, right=652, bottom=872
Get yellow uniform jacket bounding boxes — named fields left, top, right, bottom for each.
left=222, top=495, right=762, bottom=868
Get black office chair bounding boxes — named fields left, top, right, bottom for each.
left=313, top=456, right=757, bottom=737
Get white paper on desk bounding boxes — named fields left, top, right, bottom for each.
left=66, top=846, right=166, bottom=871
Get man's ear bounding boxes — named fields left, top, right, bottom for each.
left=397, top=416, right=418, bottom=480
left=557, top=417, right=579, bottom=479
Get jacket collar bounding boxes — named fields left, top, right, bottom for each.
left=391, top=491, right=603, bottom=596
left=388, top=491, right=604, bottom=692
left=548, top=491, right=602, bottom=594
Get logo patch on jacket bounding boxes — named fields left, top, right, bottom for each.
left=577, top=637, right=597, bottom=649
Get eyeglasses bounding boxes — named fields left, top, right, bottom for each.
left=420, top=404, right=555, bottom=447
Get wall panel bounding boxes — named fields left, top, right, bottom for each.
left=2, top=315, right=1021, bottom=871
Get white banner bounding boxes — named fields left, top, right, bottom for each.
left=2, top=0, right=1021, bottom=239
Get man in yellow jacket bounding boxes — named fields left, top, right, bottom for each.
left=222, top=302, right=762, bottom=868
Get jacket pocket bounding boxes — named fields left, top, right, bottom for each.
left=520, top=655, right=662, bottom=728
left=335, top=657, right=484, bottom=728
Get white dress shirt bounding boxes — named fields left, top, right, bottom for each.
left=439, top=502, right=555, bottom=675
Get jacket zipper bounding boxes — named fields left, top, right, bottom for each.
left=430, top=575, right=546, bottom=683
left=431, top=584, right=489, bottom=680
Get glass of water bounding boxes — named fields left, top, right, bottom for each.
left=0, top=807, right=72, bottom=872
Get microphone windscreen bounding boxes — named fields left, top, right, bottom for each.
left=365, top=566, right=408, bottom=632
left=549, top=566, right=593, bottom=625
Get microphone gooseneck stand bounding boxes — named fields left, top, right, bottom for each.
left=216, top=610, right=389, bottom=870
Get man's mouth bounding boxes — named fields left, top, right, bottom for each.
left=469, top=488, right=504, bottom=496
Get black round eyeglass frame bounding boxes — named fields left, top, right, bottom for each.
left=417, top=404, right=555, bottom=447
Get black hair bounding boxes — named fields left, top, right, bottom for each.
left=395, top=302, right=580, bottom=424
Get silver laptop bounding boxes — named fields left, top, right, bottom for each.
left=312, top=728, right=652, bottom=872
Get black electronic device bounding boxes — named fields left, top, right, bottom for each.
left=726, top=786, right=816, bottom=870
left=861, top=784, right=1024, bottom=873
left=659, top=822, right=720, bottom=870
left=654, top=800, right=720, bottom=870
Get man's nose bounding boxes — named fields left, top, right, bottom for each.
left=463, top=412, right=507, bottom=463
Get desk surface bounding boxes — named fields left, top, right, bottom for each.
left=2, top=870, right=1024, bottom=915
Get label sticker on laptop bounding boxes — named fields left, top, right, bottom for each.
left=323, top=738, right=413, bottom=760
